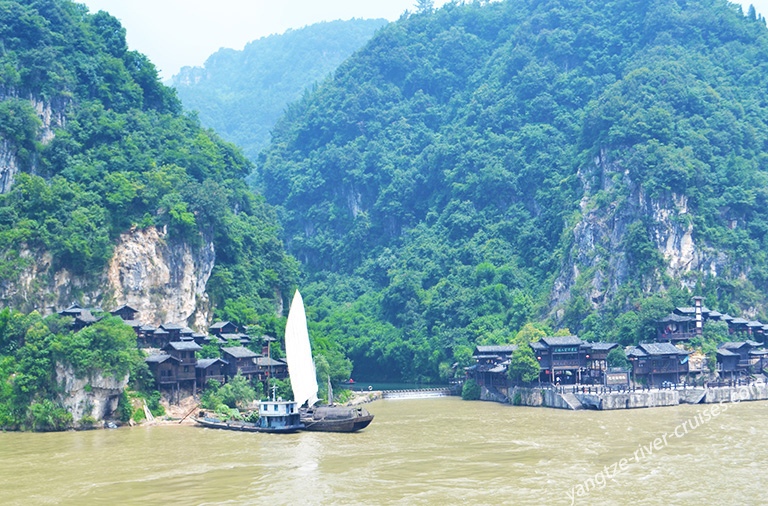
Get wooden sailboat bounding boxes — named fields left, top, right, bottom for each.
left=285, top=290, right=374, bottom=432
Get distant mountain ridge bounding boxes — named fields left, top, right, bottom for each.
left=172, top=18, right=388, bottom=161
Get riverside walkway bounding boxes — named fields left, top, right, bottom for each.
left=382, top=388, right=452, bottom=399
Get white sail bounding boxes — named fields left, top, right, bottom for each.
left=284, top=290, right=319, bottom=407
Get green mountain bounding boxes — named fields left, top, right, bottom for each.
left=258, top=0, right=768, bottom=380
left=0, top=0, right=298, bottom=319
left=171, top=18, right=388, bottom=162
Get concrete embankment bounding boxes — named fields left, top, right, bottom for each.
left=485, top=382, right=768, bottom=410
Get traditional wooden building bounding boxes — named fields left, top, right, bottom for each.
left=149, top=327, right=170, bottom=348
left=627, top=343, right=690, bottom=387
left=531, top=336, right=585, bottom=384
left=582, top=342, right=619, bottom=383
left=467, top=345, right=517, bottom=389
left=58, top=303, right=84, bottom=318
left=145, top=354, right=181, bottom=387
left=255, top=356, right=289, bottom=381
left=162, top=341, right=201, bottom=384
left=196, top=358, right=228, bottom=386
left=716, top=341, right=766, bottom=378
left=209, top=321, right=238, bottom=336
left=110, top=304, right=139, bottom=321
left=221, top=346, right=260, bottom=380
left=160, top=323, right=184, bottom=342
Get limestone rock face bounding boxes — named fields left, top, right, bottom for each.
left=551, top=149, right=732, bottom=316
left=106, top=226, right=215, bottom=328
left=0, top=95, right=65, bottom=194
left=0, top=226, right=214, bottom=329
left=55, top=363, right=128, bottom=423
left=0, top=138, right=19, bottom=194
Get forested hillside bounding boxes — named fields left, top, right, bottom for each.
left=258, top=0, right=768, bottom=381
left=172, top=19, right=388, bottom=162
left=0, top=0, right=300, bottom=428
left=0, top=0, right=298, bottom=317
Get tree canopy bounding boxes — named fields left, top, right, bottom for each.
left=256, top=0, right=768, bottom=381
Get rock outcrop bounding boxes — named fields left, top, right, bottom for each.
left=106, top=226, right=215, bottom=328
left=0, top=226, right=215, bottom=329
left=55, top=363, right=128, bottom=423
left=552, top=149, right=734, bottom=315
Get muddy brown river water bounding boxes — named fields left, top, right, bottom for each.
left=2, top=396, right=766, bottom=505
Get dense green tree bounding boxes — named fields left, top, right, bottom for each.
left=255, top=0, right=768, bottom=382
left=461, top=378, right=481, bottom=400
left=606, top=347, right=631, bottom=370
left=507, top=346, right=540, bottom=384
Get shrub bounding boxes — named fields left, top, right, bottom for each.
left=461, top=379, right=481, bottom=400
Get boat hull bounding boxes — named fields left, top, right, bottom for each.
left=193, top=417, right=303, bottom=434
left=299, top=406, right=374, bottom=433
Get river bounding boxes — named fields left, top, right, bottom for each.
left=2, top=396, right=766, bottom=505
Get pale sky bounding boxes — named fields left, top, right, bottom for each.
left=79, top=0, right=768, bottom=80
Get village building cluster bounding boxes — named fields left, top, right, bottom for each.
left=57, top=303, right=287, bottom=397
left=468, top=297, right=768, bottom=390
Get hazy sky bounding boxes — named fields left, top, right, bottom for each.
left=79, top=0, right=768, bottom=80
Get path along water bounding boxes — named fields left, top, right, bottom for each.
left=2, top=396, right=766, bottom=505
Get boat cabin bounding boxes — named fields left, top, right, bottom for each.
left=257, top=398, right=302, bottom=431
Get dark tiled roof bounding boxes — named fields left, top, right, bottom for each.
left=255, top=357, right=286, bottom=367
left=121, top=320, right=142, bottom=328
left=164, top=341, right=202, bottom=351
left=111, top=304, right=138, bottom=313
left=145, top=354, right=179, bottom=364
left=221, top=333, right=249, bottom=341
left=160, top=322, right=184, bottom=330
left=720, top=314, right=734, bottom=321
left=76, top=310, right=98, bottom=324
left=586, top=342, right=619, bottom=351
left=716, top=348, right=738, bottom=357
left=152, top=328, right=169, bottom=335
left=730, top=318, right=749, bottom=325
left=221, top=346, right=259, bottom=359
left=659, top=313, right=694, bottom=323
left=196, top=358, right=228, bottom=369
left=209, top=321, right=233, bottom=330
left=140, top=324, right=156, bottom=332
left=59, top=303, right=83, bottom=315
left=541, top=336, right=583, bottom=346
left=529, top=341, right=547, bottom=351
left=708, top=311, right=723, bottom=319
left=747, top=321, right=764, bottom=328
left=180, top=327, right=195, bottom=335
left=475, top=345, right=517, bottom=354
left=636, top=343, right=689, bottom=356
left=720, top=341, right=761, bottom=350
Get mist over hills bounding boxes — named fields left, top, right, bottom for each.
left=171, top=18, right=388, bottom=161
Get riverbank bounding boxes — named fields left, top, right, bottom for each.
left=486, top=381, right=768, bottom=410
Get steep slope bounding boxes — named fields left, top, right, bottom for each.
left=172, top=18, right=388, bottom=161
left=258, top=0, right=768, bottom=379
left=0, top=0, right=298, bottom=324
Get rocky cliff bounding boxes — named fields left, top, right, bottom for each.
left=0, top=226, right=215, bottom=328
left=552, top=149, right=734, bottom=315
left=55, top=363, right=127, bottom=424
left=0, top=94, right=66, bottom=194
left=106, top=226, right=215, bottom=328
